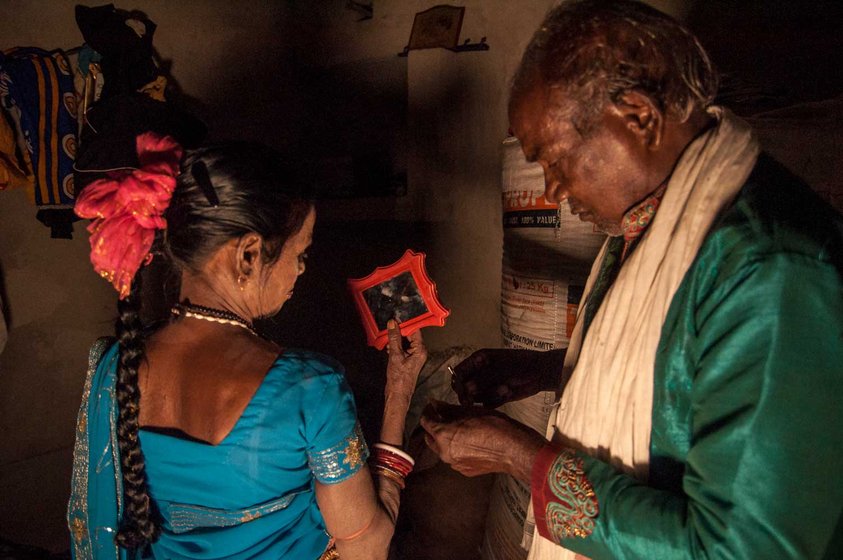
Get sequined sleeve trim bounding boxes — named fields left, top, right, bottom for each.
left=531, top=444, right=599, bottom=543
left=308, top=422, right=369, bottom=484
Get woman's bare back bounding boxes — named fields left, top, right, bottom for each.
left=138, top=320, right=281, bottom=445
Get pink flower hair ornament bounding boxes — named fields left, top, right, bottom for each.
left=74, top=132, right=184, bottom=299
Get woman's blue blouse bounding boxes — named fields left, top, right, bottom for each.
left=69, top=343, right=369, bottom=560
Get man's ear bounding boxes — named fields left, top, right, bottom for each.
left=235, top=233, right=263, bottom=278
left=614, top=90, right=663, bottom=149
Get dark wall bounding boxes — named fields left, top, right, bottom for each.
left=688, top=0, right=843, bottom=114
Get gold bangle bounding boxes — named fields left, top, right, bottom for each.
left=373, top=465, right=406, bottom=490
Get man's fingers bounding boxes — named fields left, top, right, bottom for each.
left=423, top=432, right=437, bottom=454
left=455, top=465, right=481, bottom=477
left=419, top=414, right=437, bottom=433
left=453, top=361, right=480, bottom=404
left=481, top=396, right=504, bottom=409
left=456, top=380, right=481, bottom=406
left=420, top=416, right=443, bottom=457
left=469, top=351, right=490, bottom=369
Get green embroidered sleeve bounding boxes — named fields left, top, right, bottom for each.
left=557, top=236, right=843, bottom=559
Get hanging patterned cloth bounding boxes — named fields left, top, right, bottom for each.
left=0, top=47, right=78, bottom=237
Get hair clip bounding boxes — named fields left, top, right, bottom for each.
left=190, top=161, right=220, bottom=207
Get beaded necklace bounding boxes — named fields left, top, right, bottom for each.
left=171, top=302, right=259, bottom=337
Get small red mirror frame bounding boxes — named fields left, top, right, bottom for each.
left=348, top=249, right=450, bottom=349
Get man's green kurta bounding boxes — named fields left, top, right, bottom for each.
left=562, top=155, right=843, bottom=559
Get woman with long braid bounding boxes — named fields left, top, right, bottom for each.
left=68, top=133, right=427, bottom=559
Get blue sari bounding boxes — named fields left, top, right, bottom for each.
left=68, top=339, right=368, bottom=559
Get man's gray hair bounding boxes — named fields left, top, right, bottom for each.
left=511, top=0, right=718, bottom=131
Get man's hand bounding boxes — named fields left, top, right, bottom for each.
left=451, top=348, right=566, bottom=408
left=419, top=400, right=546, bottom=481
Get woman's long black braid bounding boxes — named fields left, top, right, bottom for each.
left=114, top=273, right=159, bottom=550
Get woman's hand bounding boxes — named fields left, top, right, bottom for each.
left=384, top=320, right=427, bottom=403
left=379, top=320, right=427, bottom=447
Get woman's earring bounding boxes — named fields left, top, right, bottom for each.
left=237, top=274, right=247, bottom=291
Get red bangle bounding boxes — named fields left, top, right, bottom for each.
left=371, top=443, right=414, bottom=478
left=372, top=443, right=414, bottom=466
left=372, top=451, right=413, bottom=477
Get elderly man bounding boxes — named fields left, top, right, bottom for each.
left=420, top=1, right=843, bottom=558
